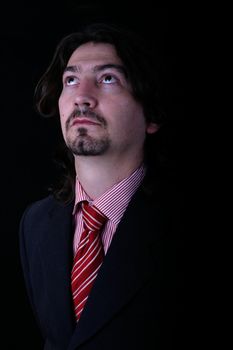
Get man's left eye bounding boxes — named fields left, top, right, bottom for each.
left=102, top=75, right=117, bottom=84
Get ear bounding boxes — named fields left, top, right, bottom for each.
left=146, top=122, right=160, bottom=134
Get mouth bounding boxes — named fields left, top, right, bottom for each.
left=71, top=118, right=101, bottom=127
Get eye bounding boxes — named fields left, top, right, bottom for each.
left=64, top=76, right=79, bottom=86
left=101, top=74, right=118, bottom=84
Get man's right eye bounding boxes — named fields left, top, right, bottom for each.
left=64, top=76, right=79, bottom=86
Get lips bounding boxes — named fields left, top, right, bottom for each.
left=71, top=118, right=101, bottom=126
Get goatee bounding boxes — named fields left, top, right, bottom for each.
left=67, top=127, right=110, bottom=156
left=65, top=107, right=109, bottom=156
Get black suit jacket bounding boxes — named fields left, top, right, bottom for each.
left=19, top=185, right=184, bottom=350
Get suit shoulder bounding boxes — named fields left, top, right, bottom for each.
left=22, top=195, right=57, bottom=218
left=19, top=195, right=73, bottom=245
left=20, top=194, right=74, bottom=223
left=19, top=194, right=68, bottom=230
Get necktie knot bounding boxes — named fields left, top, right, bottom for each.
left=82, top=201, right=106, bottom=232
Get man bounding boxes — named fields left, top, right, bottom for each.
left=19, top=23, right=184, bottom=349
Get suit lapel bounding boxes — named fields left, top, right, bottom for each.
left=68, top=189, right=161, bottom=349
left=39, top=199, right=76, bottom=339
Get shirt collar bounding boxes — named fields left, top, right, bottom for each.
left=73, top=164, right=146, bottom=225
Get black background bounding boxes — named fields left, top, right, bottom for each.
left=0, top=1, right=185, bottom=348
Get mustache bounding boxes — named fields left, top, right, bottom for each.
left=66, top=107, right=107, bottom=130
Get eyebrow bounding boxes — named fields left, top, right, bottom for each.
left=63, top=64, right=128, bottom=78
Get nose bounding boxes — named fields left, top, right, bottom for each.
left=74, top=80, right=98, bottom=110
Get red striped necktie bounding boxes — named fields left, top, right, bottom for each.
left=71, top=201, right=107, bottom=322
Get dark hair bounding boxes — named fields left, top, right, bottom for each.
left=34, top=22, right=166, bottom=203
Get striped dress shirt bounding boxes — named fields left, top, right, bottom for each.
left=72, top=165, right=145, bottom=255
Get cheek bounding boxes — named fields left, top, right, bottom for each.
left=116, top=99, right=146, bottom=129
left=58, top=97, right=67, bottom=136
left=58, top=90, right=73, bottom=112
left=58, top=94, right=65, bottom=115
left=58, top=94, right=71, bottom=127
left=60, top=115, right=66, bottom=134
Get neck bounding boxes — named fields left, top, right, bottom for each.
left=74, top=154, right=143, bottom=199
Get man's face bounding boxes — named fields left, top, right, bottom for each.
left=58, top=42, right=157, bottom=159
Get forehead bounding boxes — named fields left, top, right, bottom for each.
left=67, top=42, right=123, bottom=67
